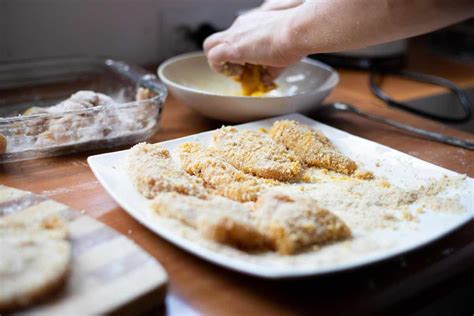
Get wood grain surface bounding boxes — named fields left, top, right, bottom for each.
left=0, top=185, right=167, bottom=315
left=1, top=47, right=473, bottom=315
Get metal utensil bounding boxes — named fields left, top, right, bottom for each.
left=317, top=102, right=474, bottom=150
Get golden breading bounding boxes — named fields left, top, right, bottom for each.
left=354, top=170, right=374, bottom=180
left=149, top=191, right=350, bottom=254
left=128, top=143, right=208, bottom=199
left=212, top=126, right=302, bottom=181
left=150, top=192, right=269, bottom=250
left=224, top=64, right=277, bottom=96
left=253, top=191, right=351, bottom=255
left=269, top=120, right=357, bottom=175
left=179, top=142, right=275, bottom=202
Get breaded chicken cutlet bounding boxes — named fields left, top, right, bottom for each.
left=0, top=209, right=71, bottom=311
left=269, top=120, right=357, bottom=175
left=128, top=143, right=208, bottom=199
left=253, top=192, right=351, bottom=255
left=150, top=192, right=269, bottom=250
left=227, top=64, right=277, bottom=96
left=150, top=190, right=351, bottom=255
left=212, top=126, right=302, bottom=181
left=179, top=142, right=275, bottom=202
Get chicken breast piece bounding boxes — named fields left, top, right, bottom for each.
left=0, top=209, right=68, bottom=241
left=150, top=190, right=350, bottom=254
left=253, top=191, right=351, bottom=255
left=128, top=143, right=208, bottom=199
left=225, top=64, right=277, bottom=96
left=0, top=234, right=71, bottom=311
left=212, top=126, right=302, bottom=181
left=150, top=192, right=269, bottom=250
left=0, top=213, right=71, bottom=311
left=179, top=142, right=275, bottom=202
left=269, top=120, right=357, bottom=175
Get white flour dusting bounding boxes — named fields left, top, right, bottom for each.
left=146, top=169, right=469, bottom=271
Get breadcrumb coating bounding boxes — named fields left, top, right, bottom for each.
left=128, top=143, right=208, bottom=199
left=127, top=123, right=371, bottom=255
left=179, top=142, right=274, bottom=202
left=0, top=212, right=68, bottom=241
left=354, top=170, right=374, bottom=180
left=231, top=64, right=277, bottom=96
left=150, top=192, right=269, bottom=250
left=253, top=192, right=351, bottom=255
left=212, top=126, right=302, bottom=181
left=151, top=190, right=351, bottom=254
left=0, top=209, right=71, bottom=311
left=269, top=120, right=357, bottom=175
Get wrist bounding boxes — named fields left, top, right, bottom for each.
left=281, top=4, right=320, bottom=58
left=275, top=10, right=311, bottom=64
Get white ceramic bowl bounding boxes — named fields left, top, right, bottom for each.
left=158, top=52, right=339, bottom=122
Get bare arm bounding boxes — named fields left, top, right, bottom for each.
left=291, top=0, right=474, bottom=54
left=204, top=0, right=474, bottom=74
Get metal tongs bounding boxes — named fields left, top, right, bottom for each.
left=317, top=102, right=474, bottom=150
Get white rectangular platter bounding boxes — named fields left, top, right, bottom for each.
left=88, top=113, right=473, bottom=279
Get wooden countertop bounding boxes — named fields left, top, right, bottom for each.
left=1, top=48, right=473, bottom=315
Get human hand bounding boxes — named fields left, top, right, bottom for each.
left=205, top=0, right=474, bottom=81
left=203, top=0, right=306, bottom=79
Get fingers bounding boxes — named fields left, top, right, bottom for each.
left=203, top=31, right=225, bottom=55
left=206, top=42, right=243, bottom=73
left=202, top=1, right=303, bottom=75
left=204, top=32, right=243, bottom=74
left=222, top=63, right=243, bottom=77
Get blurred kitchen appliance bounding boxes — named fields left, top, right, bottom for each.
left=314, top=40, right=408, bottom=71
left=428, top=18, right=474, bottom=62
left=403, top=86, right=474, bottom=134
left=312, top=33, right=472, bottom=126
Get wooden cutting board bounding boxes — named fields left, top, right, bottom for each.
left=0, top=185, right=167, bottom=315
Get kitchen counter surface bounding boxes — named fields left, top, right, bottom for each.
left=1, top=49, right=473, bottom=315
